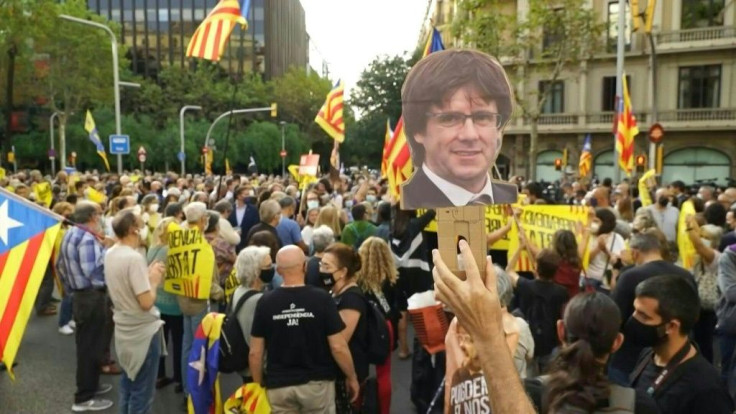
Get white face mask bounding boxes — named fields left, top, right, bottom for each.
left=133, top=205, right=142, bottom=216
left=149, top=204, right=159, bottom=213
left=307, top=200, right=319, bottom=210
left=701, top=238, right=712, bottom=248
left=590, top=222, right=601, bottom=234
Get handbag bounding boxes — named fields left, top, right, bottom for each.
left=694, top=258, right=720, bottom=311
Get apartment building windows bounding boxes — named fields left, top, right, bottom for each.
left=681, top=0, right=725, bottom=29
left=542, top=9, right=564, bottom=52
left=602, top=75, right=631, bottom=111
left=539, top=80, right=565, bottom=114
left=678, top=65, right=721, bottom=108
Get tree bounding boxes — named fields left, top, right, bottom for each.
left=453, top=0, right=604, bottom=180
left=344, top=54, right=410, bottom=168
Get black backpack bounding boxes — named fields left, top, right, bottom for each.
left=340, top=288, right=391, bottom=365
left=219, top=290, right=260, bottom=373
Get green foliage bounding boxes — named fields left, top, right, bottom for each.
left=342, top=54, right=410, bottom=169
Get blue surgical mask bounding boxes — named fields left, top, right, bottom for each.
left=366, top=195, right=376, bottom=203
left=345, top=200, right=354, bottom=209
left=307, top=200, right=319, bottom=210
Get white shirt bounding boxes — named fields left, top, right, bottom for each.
left=235, top=204, right=246, bottom=226
left=423, top=165, right=495, bottom=206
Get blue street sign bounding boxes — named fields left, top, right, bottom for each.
left=178, top=151, right=186, bottom=162
left=109, top=135, right=130, bottom=154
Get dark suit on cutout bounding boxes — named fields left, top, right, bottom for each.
left=229, top=202, right=260, bottom=252
left=401, top=168, right=518, bottom=209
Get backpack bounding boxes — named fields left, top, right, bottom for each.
left=525, top=290, right=559, bottom=357
left=527, top=375, right=636, bottom=413
left=340, top=288, right=391, bottom=364
left=219, top=290, right=260, bottom=373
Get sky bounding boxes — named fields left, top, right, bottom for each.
left=302, top=0, right=431, bottom=98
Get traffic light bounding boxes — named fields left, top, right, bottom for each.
left=636, top=154, right=647, bottom=172
left=270, top=103, right=278, bottom=118
left=554, top=158, right=562, bottom=171
left=562, top=148, right=568, bottom=167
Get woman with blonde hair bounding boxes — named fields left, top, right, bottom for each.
left=357, top=237, right=399, bottom=414
left=315, top=204, right=342, bottom=240
left=146, top=217, right=184, bottom=391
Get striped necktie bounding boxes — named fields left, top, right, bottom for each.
left=467, top=194, right=493, bottom=206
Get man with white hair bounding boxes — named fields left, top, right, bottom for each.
left=177, top=202, right=224, bottom=398
left=305, top=225, right=336, bottom=290
left=244, top=199, right=283, bottom=248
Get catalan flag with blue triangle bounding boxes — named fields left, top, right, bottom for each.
left=187, top=312, right=225, bottom=414
left=0, top=188, right=63, bottom=380
left=579, top=134, right=592, bottom=178
left=84, top=110, right=111, bottom=172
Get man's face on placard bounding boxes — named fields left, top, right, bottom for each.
left=414, top=87, right=500, bottom=193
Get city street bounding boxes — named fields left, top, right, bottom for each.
left=0, top=307, right=418, bottom=414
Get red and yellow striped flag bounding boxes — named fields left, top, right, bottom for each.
left=0, top=188, right=62, bottom=379
left=186, top=0, right=247, bottom=62
left=387, top=27, right=445, bottom=197
left=579, top=134, right=592, bottom=178
left=315, top=80, right=345, bottom=143
left=380, top=119, right=393, bottom=178
left=615, top=74, right=639, bottom=176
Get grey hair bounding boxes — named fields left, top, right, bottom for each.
left=73, top=201, right=99, bottom=223
left=493, top=265, right=514, bottom=308
left=214, top=199, right=233, bottom=215
left=629, top=231, right=661, bottom=253
left=701, top=224, right=723, bottom=248
left=259, top=199, right=281, bottom=223
left=235, top=245, right=271, bottom=287
left=184, top=201, right=208, bottom=224
left=311, top=225, right=335, bottom=253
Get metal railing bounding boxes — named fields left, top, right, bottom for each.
left=524, top=113, right=578, bottom=125
left=656, top=26, right=736, bottom=44
left=585, top=112, right=648, bottom=124
left=658, top=108, right=736, bottom=122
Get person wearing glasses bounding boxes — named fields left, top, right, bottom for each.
left=400, top=49, right=518, bottom=209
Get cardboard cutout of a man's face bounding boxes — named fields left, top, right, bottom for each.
left=400, top=49, right=519, bottom=209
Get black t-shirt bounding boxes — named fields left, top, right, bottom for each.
left=516, top=278, right=569, bottom=356
left=610, top=261, right=696, bottom=374
left=251, top=285, right=345, bottom=389
left=334, top=286, right=369, bottom=382
left=632, top=349, right=733, bottom=414
left=245, top=222, right=283, bottom=249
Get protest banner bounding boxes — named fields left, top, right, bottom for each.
left=33, top=182, right=52, bottom=207
left=223, top=268, right=238, bottom=305
left=507, top=205, right=590, bottom=272
left=678, top=200, right=697, bottom=269
left=164, top=227, right=215, bottom=299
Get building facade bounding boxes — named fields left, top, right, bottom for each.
left=426, top=0, right=736, bottom=185
left=86, top=0, right=308, bottom=80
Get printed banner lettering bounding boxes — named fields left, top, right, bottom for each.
left=164, top=228, right=215, bottom=299
left=678, top=200, right=697, bottom=270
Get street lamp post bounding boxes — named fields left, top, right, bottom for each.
left=59, top=14, right=124, bottom=174
left=203, top=106, right=276, bottom=172
left=179, top=105, right=202, bottom=175
left=49, top=112, right=58, bottom=176
left=280, top=121, right=286, bottom=177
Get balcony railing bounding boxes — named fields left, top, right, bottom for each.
left=658, top=108, right=736, bottom=122
left=656, top=26, right=736, bottom=44
left=511, top=108, right=736, bottom=129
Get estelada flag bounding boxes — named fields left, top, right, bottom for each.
left=0, top=188, right=63, bottom=379
left=187, top=313, right=225, bottom=414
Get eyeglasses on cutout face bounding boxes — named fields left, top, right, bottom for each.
left=425, top=111, right=504, bottom=129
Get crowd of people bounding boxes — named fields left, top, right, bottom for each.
left=4, top=166, right=736, bottom=413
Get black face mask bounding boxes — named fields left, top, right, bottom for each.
left=623, top=315, right=668, bottom=348
left=259, top=267, right=275, bottom=284
left=319, top=271, right=335, bottom=287
left=658, top=197, right=669, bottom=207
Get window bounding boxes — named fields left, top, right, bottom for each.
left=663, top=147, right=730, bottom=186
left=607, top=1, right=631, bottom=53
left=542, top=9, right=564, bottom=52
left=593, top=150, right=615, bottom=182
left=678, top=65, right=721, bottom=109
left=602, top=75, right=632, bottom=111
left=681, top=0, right=725, bottom=29
left=539, top=81, right=564, bottom=114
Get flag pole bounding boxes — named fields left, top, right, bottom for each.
left=613, top=0, right=626, bottom=184
left=213, top=80, right=239, bottom=209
